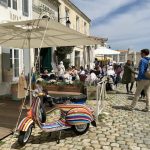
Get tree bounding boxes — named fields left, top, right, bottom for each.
left=56, top=46, right=74, bottom=68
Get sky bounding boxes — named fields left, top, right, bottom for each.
left=71, top=0, right=150, bottom=51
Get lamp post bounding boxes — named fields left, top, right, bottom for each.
left=59, top=16, right=71, bottom=27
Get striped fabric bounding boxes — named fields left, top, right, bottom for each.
left=18, top=97, right=95, bottom=132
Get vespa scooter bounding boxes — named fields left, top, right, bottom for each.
left=17, top=91, right=96, bottom=146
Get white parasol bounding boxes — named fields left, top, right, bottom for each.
left=94, top=47, right=120, bottom=56
left=0, top=18, right=102, bottom=104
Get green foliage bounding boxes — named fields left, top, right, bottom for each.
left=0, top=141, right=5, bottom=146
left=56, top=46, right=74, bottom=68
left=46, top=80, right=83, bottom=87
left=63, top=59, right=70, bottom=69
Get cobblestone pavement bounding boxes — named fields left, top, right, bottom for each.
left=0, top=84, right=150, bottom=150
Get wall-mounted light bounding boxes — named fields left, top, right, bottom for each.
left=59, top=16, right=71, bottom=27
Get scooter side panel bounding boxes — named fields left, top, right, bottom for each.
left=66, top=108, right=94, bottom=125
left=17, top=117, right=34, bottom=131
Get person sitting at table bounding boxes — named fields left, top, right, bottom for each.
left=79, top=66, right=87, bottom=82
left=70, top=66, right=79, bottom=81
left=34, top=80, right=49, bottom=106
left=41, top=69, right=49, bottom=81
left=64, top=69, right=72, bottom=83
left=85, top=70, right=98, bottom=85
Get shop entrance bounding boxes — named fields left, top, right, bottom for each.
left=40, top=48, right=52, bottom=73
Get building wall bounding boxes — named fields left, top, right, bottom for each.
left=32, top=0, right=59, bottom=72
left=113, top=50, right=141, bottom=67
left=58, top=0, right=91, bottom=67
left=0, top=0, right=32, bottom=95
left=0, top=0, right=32, bottom=23
left=32, top=0, right=59, bottom=20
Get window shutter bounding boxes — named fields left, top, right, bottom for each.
left=22, top=0, right=29, bottom=16
left=0, top=0, right=8, bottom=7
left=8, top=0, right=11, bottom=7
left=13, top=0, right=17, bottom=10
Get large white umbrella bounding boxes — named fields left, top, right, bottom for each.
left=0, top=18, right=102, bottom=104
left=94, top=47, right=120, bottom=56
left=0, top=18, right=102, bottom=48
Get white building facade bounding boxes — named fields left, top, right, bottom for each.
left=32, top=0, right=60, bottom=73
left=59, top=0, right=94, bottom=69
left=0, top=0, right=32, bottom=95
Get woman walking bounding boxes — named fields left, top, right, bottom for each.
left=122, top=60, right=137, bottom=94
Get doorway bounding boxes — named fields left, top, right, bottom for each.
left=40, top=48, right=52, bottom=73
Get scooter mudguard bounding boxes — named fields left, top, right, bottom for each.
left=91, top=120, right=97, bottom=127
left=17, top=117, right=34, bottom=132
left=66, top=107, right=94, bottom=125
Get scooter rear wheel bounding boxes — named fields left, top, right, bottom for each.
left=18, top=124, right=33, bottom=146
left=72, top=123, right=89, bottom=135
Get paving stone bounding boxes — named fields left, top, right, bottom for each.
left=129, top=146, right=141, bottom=150
left=98, top=137, right=107, bottom=142
left=102, top=146, right=111, bottom=150
left=82, top=147, right=94, bottom=150
left=112, top=147, right=121, bottom=150
left=141, top=148, right=150, bottom=150
left=144, top=140, right=150, bottom=145
left=92, top=144, right=101, bottom=149
left=100, top=141, right=110, bottom=146
left=110, top=143, right=119, bottom=147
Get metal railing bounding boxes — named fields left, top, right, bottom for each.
left=96, top=77, right=107, bottom=120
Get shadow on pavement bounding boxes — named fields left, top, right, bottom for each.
left=0, top=97, right=27, bottom=140
left=112, top=105, right=130, bottom=110
left=11, top=130, right=78, bottom=149
left=112, top=105, right=142, bottom=112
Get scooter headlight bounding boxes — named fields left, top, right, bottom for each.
left=32, top=91, right=38, bottom=97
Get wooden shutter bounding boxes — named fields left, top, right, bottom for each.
left=22, top=0, right=29, bottom=16
left=13, top=0, right=17, bottom=10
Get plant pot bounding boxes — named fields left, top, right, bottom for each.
left=46, top=84, right=83, bottom=93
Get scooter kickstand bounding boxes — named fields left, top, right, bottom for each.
left=56, top=131, right=62, bottom=144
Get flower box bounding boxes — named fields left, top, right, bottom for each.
left=45, top=84, right=84, bottom=93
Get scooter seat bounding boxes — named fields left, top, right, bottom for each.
left=57, top=104, right=87, bottom=112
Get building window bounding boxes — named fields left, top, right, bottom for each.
left=8, top=0, right=11, bottom=7
left=10, top=49, right=19, bottom=78
left=0, top=0, right=8, bottom=7
left=12, top=0, right=17, bottom=10
left=84, top=22, right=87, bottom=34
left=75, top=51, right=80, bottom=68
left=22, top=0, right=29, bottom=16
left=65, top=8, right=69, bottom=26
left=76, top=16, right=79, bottom=31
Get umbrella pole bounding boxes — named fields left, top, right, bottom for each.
left=28, top=35, right=32, bottom=106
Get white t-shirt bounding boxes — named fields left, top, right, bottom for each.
left=58, top=64, right=65, bottom=76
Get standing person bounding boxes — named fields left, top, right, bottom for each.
left=127, top=49, right=150, bottom=112
left=115, top=65, right=123, bottom=87
left=121, top=60, right=137, bottom=94
left=58, top=61, right=65, bottom=80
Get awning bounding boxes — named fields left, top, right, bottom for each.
left=96, top=56, right=113, bottom=61
left=0, top=18, right=103, bottom=48
left=94, top=47, right=120, bottom=56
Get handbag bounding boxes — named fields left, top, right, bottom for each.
left=145, top=60, right=150, bottom=79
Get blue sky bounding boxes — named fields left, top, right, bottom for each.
left=71, top=0, right=150, bottom=51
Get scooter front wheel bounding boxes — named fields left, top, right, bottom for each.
left=18, top=124, right=33, bottom=146
left=72, top=123, right=89, bottom=135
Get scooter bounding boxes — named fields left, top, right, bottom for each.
left=17, top=91, right=96, bottom=146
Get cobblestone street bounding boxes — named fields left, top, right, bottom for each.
left=0, top=84, right=150, bottom=150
